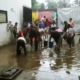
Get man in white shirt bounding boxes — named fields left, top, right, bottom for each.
left=50, top=21, right=56, bottom=32
left=41, top=16, right=46, bottom=22
left=41, top=17, right=44, bottom=21
left=17, top=36, right=27, bottom=56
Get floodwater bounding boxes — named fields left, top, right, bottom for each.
left=0, top=35, right=80, bottom=80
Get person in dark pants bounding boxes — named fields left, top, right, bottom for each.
left=29, top=27, right=40, bottom=51
left=13, top=22, right=18, bottom=39
left=50, top=29, right=62, bottom=53
left=17, top=37, right=27, bottom=56
left=66, top=24, right=74, bottom=48
left=63, top=21, right=68, bottom=40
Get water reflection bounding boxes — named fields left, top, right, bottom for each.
left=64, top=57, right=73, bottom=69
left=0, top=35, right=80, bottom=80
left=50, top=58, right=63, bottom=70
left=15, top=46, right=77, bottom=71
left=63, top=48, right=75, bottom=69
left=16, top=55, right=27, bottom=69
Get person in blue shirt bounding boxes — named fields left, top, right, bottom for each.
left=38, top=21, right=44, bottom=29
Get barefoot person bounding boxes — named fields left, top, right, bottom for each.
left=17, top=35, right=27, bottom=56
left=66, top=24, right=74, bottom=48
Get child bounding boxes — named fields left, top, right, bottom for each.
left=66, top=24, right=73, bottom=48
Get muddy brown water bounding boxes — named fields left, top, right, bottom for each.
left=0, top=35, right=80, bottom=80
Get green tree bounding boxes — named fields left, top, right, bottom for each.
left=32, top=0, right=41, bottom=10
left=74, top=0, right=79, bottom=4
left=33, top=3, right=41, bottom=10
left=45, top=0, right=57, bottom=9
left=45, top=0, right=71, bottom=9
left=40, top=3, right=45, bottom=9
left=73, top=0, right=80, bottom=6
left=32, top=0, right=37, bottom=7
left=57, top=0, right=71, bottom=8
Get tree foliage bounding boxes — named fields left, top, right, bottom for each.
left=73, top=0, right=80, bottom=6
left=57, top=0, right=71, bottom=8
left=32, top=0, right=41, bottom=10
left=32, top=0, right=37, bottom=7
left=45, top=0, right=57, bottom=9
left=40, top=3, right=45, bottom=9
left=45, top=0, right=71, bottom=9
left=32, top=0, right=72, bottom=10
left=74, top=0, right=78, bottom=4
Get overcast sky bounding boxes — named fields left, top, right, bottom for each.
left=36, top=0, right=74, bottom=4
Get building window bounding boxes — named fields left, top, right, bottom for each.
left=0, top=10, right=8, bottom=23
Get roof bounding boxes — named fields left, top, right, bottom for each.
left=32, top=9, right=57, bottom=12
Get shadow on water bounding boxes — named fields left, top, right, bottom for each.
left=10, top=46, right=77, bottom=71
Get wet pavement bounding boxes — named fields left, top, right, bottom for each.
left=0, top=35, right=80, bottom=80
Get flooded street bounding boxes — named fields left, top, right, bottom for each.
left=0, top=35, right=80, bottom=80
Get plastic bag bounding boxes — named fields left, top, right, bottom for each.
left=26, top=44, right=31, bottom=52
left=53, top=41, right=57, bottom=50
left=51, top=38, right=54, bottom=42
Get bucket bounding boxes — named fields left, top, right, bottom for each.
left=26, top=44, right=31, bottom=52
left=44, top=41, right=47, bottom=47
left=49, top=42, right=53, bottom=48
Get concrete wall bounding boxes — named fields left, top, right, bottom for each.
left=0, top=0, right=31, bottom=46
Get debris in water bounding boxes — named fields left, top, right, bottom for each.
left=71, top=56, right=76, bottom=58
left=58, top=65, right=63, bottom=68
left=53, top=66, right=59, bottom=69
left=50, top=63, right=54, bottom=67
left=34, top=72, right=37, bottom=74
left=31, top=78, right=35, bottom=80
left=66, top=71, right=70, bottom=74
left=32, top=72, right=36, bottom=77
left=32, top=67, right=39, bottom=70
left=49, top=52, right=53, bottom=57
left=24, top=77, right=27, bottom=80
left=42, top=61, right=45, bottom=64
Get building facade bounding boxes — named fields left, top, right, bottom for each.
left=0, top=0, right=31, bottom=46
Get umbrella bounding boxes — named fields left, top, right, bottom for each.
left=56, top=29, right=63, bottom=32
